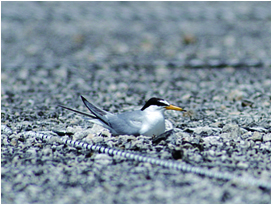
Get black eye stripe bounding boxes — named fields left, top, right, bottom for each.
left=141, top=97, right=169, bottom=111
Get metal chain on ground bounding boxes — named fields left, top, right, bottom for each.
left=1, top=125, right=270, bottom=190
left=167, top=58, right=270, bottom=68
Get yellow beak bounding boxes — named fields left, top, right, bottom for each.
left=165, top=104, right=185, bottom=111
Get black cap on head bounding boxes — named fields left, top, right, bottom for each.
left=141, top=97, right=169, bottom=111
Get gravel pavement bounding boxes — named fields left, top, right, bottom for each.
left=1, top=2, right=271, bottom=203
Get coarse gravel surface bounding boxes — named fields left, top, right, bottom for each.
left=1, top=1, right=271, bottom=204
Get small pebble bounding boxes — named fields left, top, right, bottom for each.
left=248, top=132, right=263, bottom=141
left=263, top=133, right=271, bottom=142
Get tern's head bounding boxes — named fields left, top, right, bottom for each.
left=141, top=97, right=185, bottom=112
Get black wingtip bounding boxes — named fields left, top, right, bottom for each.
left=81, top=95, right=90, bottom=109
left=59, top=104, right=72, bottom=110
left=59, top=104, right=97, bottom=118
left=81, top=95, right=87, bottom=102
left=80, top=95, right=109, bottom=126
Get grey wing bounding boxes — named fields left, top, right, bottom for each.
left=107, top=110, right=144, bottom=135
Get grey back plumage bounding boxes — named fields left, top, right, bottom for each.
left=107, top=110, right=144, bottom=135
left=81, top=96, right=142, bottom=135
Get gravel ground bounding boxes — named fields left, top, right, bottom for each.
left=1, top=2, right=271, bottom=204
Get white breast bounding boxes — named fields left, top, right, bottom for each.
left=139, top=111, right=166, bottom=136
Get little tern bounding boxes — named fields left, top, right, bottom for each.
left=60, top=96, right=186, bottom=136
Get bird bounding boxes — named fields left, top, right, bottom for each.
left=60, top=96, right=186, bottom=136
